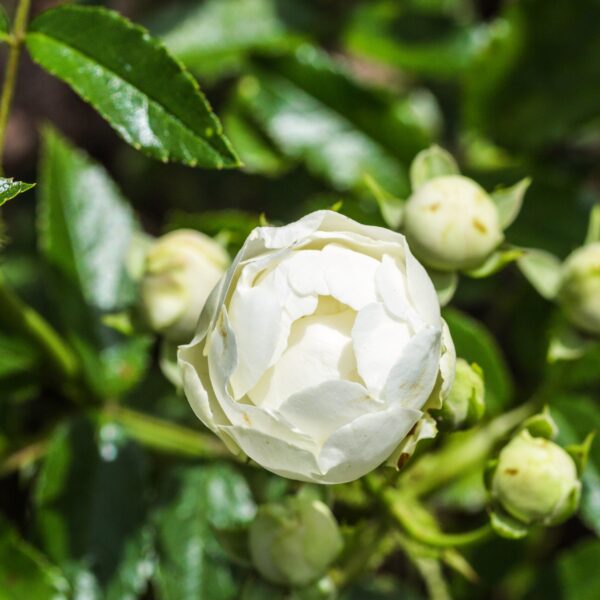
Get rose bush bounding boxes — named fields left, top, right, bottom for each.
left=178, top=210, right=455, bottom=483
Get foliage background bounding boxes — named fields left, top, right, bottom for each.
left=1, top=0, right=600, bottom=598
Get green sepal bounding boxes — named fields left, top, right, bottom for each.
left=566, top=432, right=595, bottom=476
left=212, top=524, right=253, bottom=567
left=363, top=173, right=405, bottom=229
left=428, top=269, right=458, bottom=307
left=483, top=459, right=498, bottom=491
left=520, top=407, right=558, bottom=440
left=488, top=506, right=529, bottom=539
left=585, top=204, right=600, bottom=245
left=547, top=320, right=594, bottom=362
left=409, top=145, right=459, bottom=191
left=491, top=177, right=531, bottom=230
left=464, top=246, right=524, bottom=279
left=0, top=178, right=35, bottom=206
left=517, top=247, right=563, bottom=299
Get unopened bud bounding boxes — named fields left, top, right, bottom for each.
left=140, top=230, right=229, bottom=343
left=404, top=175, right=503, bottom=271
left=249, top=498, right=342, bottom=588
left=490, top=430, right=581, bottom=526
left=432, top=359, right=484, bottom=431
left=558, top=242, right=600, bottom=335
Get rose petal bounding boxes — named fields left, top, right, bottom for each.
left=352, top=303, right=412, bottom=395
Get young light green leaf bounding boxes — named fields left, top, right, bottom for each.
left=464, top=246, right=524, bottom=279
left=0, top=520, right=68, bottom=600
left=34, top=418, right=153, bottom=600
left=428, top=269, right=458, bottom=307
left=517, top=247, right=563, bottom=299
left=585, top=204, right=600, bottom=245
left=491, top=177, right=531, bottom=230
left=0, top=178, right=35, bottom=206
left=39, top=127, right=150, bottom=398
left=409, top=145, right=459, bottom=191
left=547, top=322, right=592, bottom=363
left=153, top=465, right=256, bottom=600
left=26, top=5, right=239, bottom=168
left=363, top=173, right=405, bottom=229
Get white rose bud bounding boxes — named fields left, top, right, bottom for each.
left=141, top=230, right=229, bottom=343
left=491, top=430, right=581, bottom=526
left=249, top=498, right=342, bottom=587
left=558, top=242, right=600, bottom=335
left=404, top=175, right=504, bottom=271
left=178, top=210, right=455, bottom=484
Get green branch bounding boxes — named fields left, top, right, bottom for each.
left=0, top=0, right=31, bottom=171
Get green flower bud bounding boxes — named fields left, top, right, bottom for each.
left=404, top=175, right=504, bottom=271
left=249, top=498, right=343, bottom=588
left=432, top=359, right=484, bottom=431
left=140, top=229, right=229, bottom=343
left=558, top=242, right=600, bottom=335
left=491, top=430, right=581, bottom=526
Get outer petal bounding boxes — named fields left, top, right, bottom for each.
left=404, top=241, right=441, bottom=327
left=317, top=405, right=423, bottom=483
left=277, top=380, right=377, bottom=444
left=381, top=326, right=441, bottom=409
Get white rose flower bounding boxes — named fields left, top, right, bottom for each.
left=178, top=211, right=455, bottom=484
left=141, top=229, right=229, bottom=343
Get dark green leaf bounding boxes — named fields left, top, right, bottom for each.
left=551, top=395, right=600, bottom=536
left=27, top=5, right=239, bottom=168
left=153, top=464, right=256, bottom=600
left=344, top=1, right=495, bottom=78
left=557, top=539, right=600, bottom=600
left=0, top=177, right=35, bottom=206
left=0, top=6, right=9, bottom=38
left=443, top=308, right=514, bottom=414
left=233, top=45, right=434, bottom=195
left=0, top=334, right=37, bottom=379
left=39, top=127, right=150, bottom=398
left=158, top=0, right=305, bottom=79
left=0, top=520, right=68, bottom=600
left=33, top=418, right=152, bottom=600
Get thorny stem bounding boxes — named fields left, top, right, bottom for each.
left=0, top=0, right=31, bottom=173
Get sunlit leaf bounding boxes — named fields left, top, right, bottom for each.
left=0, top=178, right=35, bottom=206
left=27, top=5, right=239, bottom=168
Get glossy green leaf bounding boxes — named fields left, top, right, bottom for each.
left=153, top=464, right=256, bottom=600
left=557, top=539, right=600, bottom=600
left=39, top=127, right=150, bottom=398
left=409, top=145, right=459, bottom=191
left=158, top=0, right=305, bottom=79
left=517, top=248, right=563, bottom=300
left=26, top=5, right=238, bottom=168
left=33, top=418, right=152, bottom=600
left=0, top=177, right=35, bottom=206
left=0, top=520, right=68, bottom=600
left=233, top=45, right=433, bottom=195
left=551, top=395, right=600, bottom=536
left=223, top=109, right=289, bottom=176
left=491, top=178, right=531, bottom=230
left=443, top=308, right=513, bottom=414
